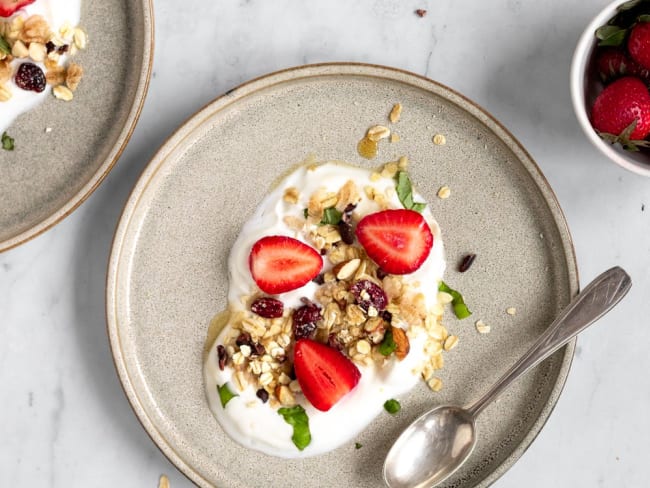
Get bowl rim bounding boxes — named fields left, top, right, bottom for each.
left=570, top=0, right=650, bottom=177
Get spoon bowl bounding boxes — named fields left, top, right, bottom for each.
left=383, top=267, right=631, bottom=488
left=383, top=406, right=476, bottom=488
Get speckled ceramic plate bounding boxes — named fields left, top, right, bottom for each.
left=107, top=63, right=578, bottom=488
left=0, top=0, right=153, bottom=252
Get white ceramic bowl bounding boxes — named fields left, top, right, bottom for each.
left=571, top=0, right=650, bottom=176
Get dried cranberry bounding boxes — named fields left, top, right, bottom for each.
left=350, top=280, right=388, bottom=312
left=381, top=310, right=393, bottom=323
left=57, top=44, right=69, bottom=54
left=45, top=41, right=56, bottom=54
left=327, top=333, right=344, bottom=351
left=15, top=63, right=46, bottom=93
left=292, top=298, right=321, bottom=340
left=256, top=389, right=269, bottom=403
left=312, top=273, right=325, bottom=285
left=338, top=220, right=355, bottom=245
left=458, top=253, right=477, bottom=273
left=251, top=297, right=284, bottom=318
left=216, top=345, right=227, bottom=370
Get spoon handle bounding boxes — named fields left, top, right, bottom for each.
left=466, top=266, right=631, bottom=418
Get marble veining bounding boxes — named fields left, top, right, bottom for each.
left=2, top=0, right=649, bottom=486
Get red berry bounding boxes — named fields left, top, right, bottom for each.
left=350, top=280, right=387, bottom=312
left=292, top=299, right=322, bottom=340
left=249, top=236, right=323, bottom=294
left=0, top=0, right=36, bottom=17
left=592, top=76, right=650, bottom=140
left=595, top=48, right=650, bottom=82
left=250, top=297, right=284, bottom=318
left=628, top=22, right=650, bottom=70
left=355, top=209, right=433, bottom=275
left=293, top=339, right=361, bottom=411
left=14, top=63, right=46, bottom=93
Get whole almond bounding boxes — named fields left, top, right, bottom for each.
left=391, top=325, right=410, bottom=360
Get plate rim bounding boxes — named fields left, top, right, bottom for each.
left=105, top=62, right=580, bottom=488
left=0, top=0, right=155, bottom=253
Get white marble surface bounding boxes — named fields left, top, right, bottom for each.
left=2, top=0, right=649, bottom=486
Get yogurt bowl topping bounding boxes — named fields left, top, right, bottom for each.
left=204, top=159, right=459, bottom=457
left=1, top=0, right=86, bottom=135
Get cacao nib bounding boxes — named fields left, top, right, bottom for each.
left=458, top=253, right=477, bottom=273
left=216, top=345, right=227, bottom=370
left=256, top=389, right=269, bottom=403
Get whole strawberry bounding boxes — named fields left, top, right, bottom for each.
left=596, top=48, right=650, bottom=82
left=591, top=76, right=650, bottom=147
left=628, top=21, right=650, bottom=70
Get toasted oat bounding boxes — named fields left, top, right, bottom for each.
left=437, top=186, right=451, bottom=199
left=46, top=66, right=65, bottom=85
left=367, top=125, right=391, bottom=142
left=0, top=60, right=11, bottom=84
left=389, top=103, right=402, bottom=123
left=428, top=377, right=443, bottom=392
left=443, top=335, right=458, bottom=351
left=158, top=474, right=170, bottom=488
left=73, top=27, right=87, bottom=50
left=22, top=15, right=51, bottom=43
left=65, top=62, right=83, bottom=91
left=397, top=155, right=408, bottom=169
left=506, top=307, right=517, bottom=316
left=380, top=162, right=399, bottom=178
left=0, top=84, right=11, bottom=102
left=283, top=186, right=300, bottom=204
left=432, top=134, right=446, bottom=145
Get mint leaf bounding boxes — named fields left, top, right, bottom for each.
left=320, top=206, right=343, bottom=225
left=395, top=171, right=426, bottom=213
left=383, top=399, right=401, bottom=414
left=217, top=383, right=238, bottom=408
left=2, top=132, right=14, bottom=151
left=439, top=281, right=472, bottom=319
left=378, top=328, right=397, bottom=356
left=596, top=25, right=627, bottom=47
left=278, top=405, right=311, bottom=450
left=0, top=36, right=10, bottom=56
left=355, top=442, right=363, bottom=449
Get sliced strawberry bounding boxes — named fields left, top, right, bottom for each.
left=293, top=339, right=361, bottom=411
left=355, top=209, right=433, bottom=275
left=0, top=0, right=36, bottom=18
left=249, top=235, right=322, bottom=294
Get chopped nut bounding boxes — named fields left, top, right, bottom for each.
left=333, top=258, right=361, bottom=280
left=367, top=125, right=391, bottom=142
left=52, top=84, right=73, bottom=101
left=12, top=40, right=29, bottom=58
left=391, top=325, right=410, bottom=360
left=356, top=339, right=371, bottom=355
left=432, top=134, right=446, bottom=145
left=28, top=42, right=46, bottom=62
left=506, top=307, right=517, bottom=316
left=0, top=60, right=11, bottom=84
left=46, top=66, right=65, bottom=85
left=22, top=15, right=51, bottom=43
left=475, top=319, right=491, bottom=334
left=428, top=377, right=443, bottom=391
left=380, top=162, right=399, bottom=178
left=437, top=186, right=451, bottom=199
left=389, top=103, right=402, bottom=123
left=283, top=186, right=300, bottom=204
left=65, top=62, right=83, bottom=91
left=443, top=335, right=458, bottom=351
left=275, top=385, right=296, bottom=406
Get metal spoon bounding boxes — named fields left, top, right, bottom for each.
left=383, top=266, right=631, bottom=488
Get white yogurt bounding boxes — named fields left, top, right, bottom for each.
left=204, top=161, right=446, bottom=458
left=1, top=0, right=82, bottom=133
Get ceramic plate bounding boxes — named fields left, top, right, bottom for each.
left=107, top=63, right=578, bottom=488
left=0, top=0, right=153, bottom=252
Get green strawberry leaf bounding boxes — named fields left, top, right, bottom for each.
left=638, top=14, right=650, bottom=22
left=596, top=25, right=627, bottom=47
left=618, top=0, right=643, bottom=11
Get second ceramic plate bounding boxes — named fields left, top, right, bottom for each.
left=107, top=63, right=578, bottom=488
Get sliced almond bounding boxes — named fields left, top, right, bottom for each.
left=367, top=125, right=391, bottom=142
left=389, top=103, right=402, bottom=123
left=333, top=258, right=361, bottom=280
left=158, top=474, right=170, bottom=488
left=391, top=325, right=410, bottom=360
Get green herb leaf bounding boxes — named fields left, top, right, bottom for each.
left=0, top=35, right=10, bottom=56
left=217, top=383, right=238, bottom=408
left=355, top=442, right=363, bottom=449
left=596, top=25, right=627, bottom=47
left=383, top=399, right=401, bottom=414
left=320, top=206, right=343, bottom=225
left=395, top=171, right=426, bottom=213
left=278, top=405, right=312, bottom=451
left=378, top=328, right=397, bottom=356
left=439, top=281, right=472, bottom=319
left=2, top=132, right=14, bottom=151
left=303, top=208, right=309, bottom=219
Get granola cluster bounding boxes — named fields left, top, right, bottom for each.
left=0, top=14, right=87, bottom=102
left=216, top=161, right=457, bottom=408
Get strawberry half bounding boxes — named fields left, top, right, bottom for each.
left=293, top=339, right=361, bottom=412
left=249, top=235, right=322, bottom=294
left=355, top=209, right=433, bottom=275
left=0, top=0, right=36, bottom=17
